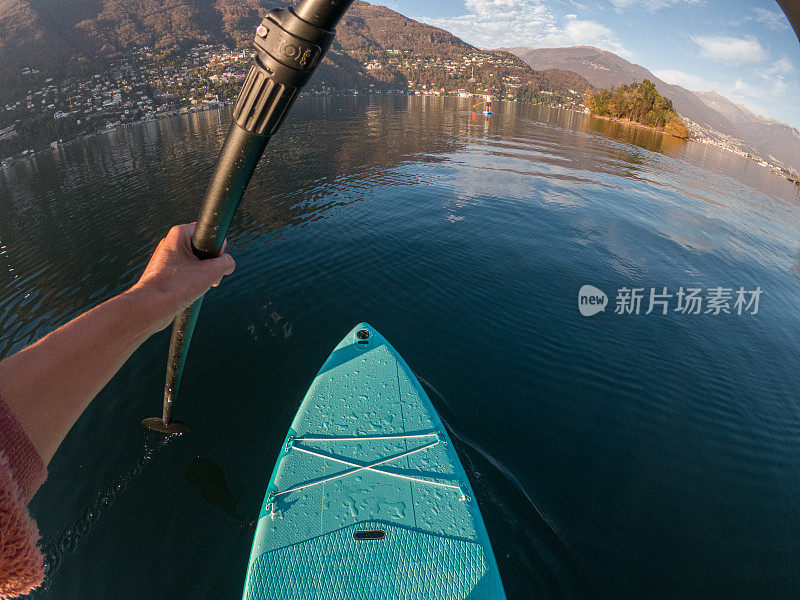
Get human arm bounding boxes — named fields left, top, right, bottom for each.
left=0, top=223, right=235, bottom=466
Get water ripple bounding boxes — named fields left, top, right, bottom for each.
left=5, top=96, right=799, bottom=599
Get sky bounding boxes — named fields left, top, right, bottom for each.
left=370, top=0, right=800, bottom=129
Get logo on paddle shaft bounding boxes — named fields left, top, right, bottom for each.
left=578, top=285, right=762, bottom=317
left=578, top=285, right=608, bottom=316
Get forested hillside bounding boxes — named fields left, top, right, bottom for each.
left=506, top=45, right=800, bottom=172
left=585, top=80, right=689, bottom=138
left=0, top=0, right=282, bottom=99
left=0, top=0, right=589, bottom=103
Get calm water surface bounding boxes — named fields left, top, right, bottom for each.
left=1, top=96, right=799, bottom=599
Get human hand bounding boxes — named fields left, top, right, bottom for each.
left=130, top=223, right=236, bottom=332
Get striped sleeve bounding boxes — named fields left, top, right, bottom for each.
left=0, top=395, right=46, bottom=598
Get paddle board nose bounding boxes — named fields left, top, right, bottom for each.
left=351, top=322, right=377, bottom=350
left=242, top=322, right=506, bottom=599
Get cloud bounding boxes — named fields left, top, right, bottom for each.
left=690, top=35, right=767, bottom=64
left=419, top=0, right=628, bottom=54
left=540, top=17, right=622, bottom=48
left=652, top=69, right=710, bottom=90
left=729, top=77, right=786, bottom=101
left=753, top=7, right=790, bottom=31
left=765, top=58, right=794, bottom=76
left=610, top=0, right=700, bottom=10
left=654, top=66, right=795, bottom=124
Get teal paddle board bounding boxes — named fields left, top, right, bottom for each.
left=242, top=323, right=506, bottom=599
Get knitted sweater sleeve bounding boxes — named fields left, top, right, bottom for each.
left=0, top=395, right=47, bottom=599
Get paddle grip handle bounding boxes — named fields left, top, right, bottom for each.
left=190, top=0, right=355, bottom=257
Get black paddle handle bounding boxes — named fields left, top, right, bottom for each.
left=150, top=0, right=355, bottom=431
left=161, top=124, right=268, bottom=420
left=191, top=0, right=351, bottom=257
left=191, top=124, right=269, bottom=259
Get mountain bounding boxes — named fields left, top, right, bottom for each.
left=0, top=1, right=588, bottom=101
left=0, top=1, right=592, bottom=158
left=693, top=91, right=758, bottom=124
left=692, top=90, right=800, bottom=171
left=0, top=0, right=260, bottom=97
left=504, top=46, right=734, bottom=133
left=336, top=2, right=472, bottom=58
left=328, top=3, right=590, bottom=98
left=503, top=46, right=639, bottom=90
left=505, top=45, right=800, bottom=172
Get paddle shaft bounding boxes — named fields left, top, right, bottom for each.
left=161, top=124, right=267, bottom=424
left=151, top=0, right=355, bottom=431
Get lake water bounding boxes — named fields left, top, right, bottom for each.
left=2, top=95, right=799, bottom=599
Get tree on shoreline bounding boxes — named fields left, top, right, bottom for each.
left=585, top=79, right=689, bottom=139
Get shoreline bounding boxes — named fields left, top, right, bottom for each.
left=0, top=89, right=406, bottom=167
left=586, top=113, right=689, bottom=140
left=2, top=95, right=796, bottom=187
left=585, top=111, right=796, bottom=184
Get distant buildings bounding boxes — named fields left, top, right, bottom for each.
left=2, top=44, right=793, bottom=181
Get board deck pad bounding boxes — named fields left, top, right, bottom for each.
left=242, top=323, right=506, bottom=599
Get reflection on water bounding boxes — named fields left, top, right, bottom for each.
left=1, top=96, right=799, bottom=599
